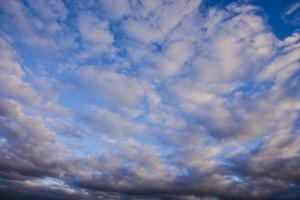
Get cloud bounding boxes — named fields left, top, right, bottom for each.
left=0, top=177, right=97, bottom=200
left=100, top=0, right=130, bottom=20
left=154, top=40, right=195, bottom=78
left=194, top=6, right=274, bottom=83
left=83, top=106, right=145, bottom=135
left=282, top=1, right=300, bottom=25
left=0, top=0, right=71, bottom=50
left=259, top=32, right=300, bottom=81
left=77, top=66, right=147, bottom=108
left=27, top=0, right=67, bottom=22
left=77, top=11, right=114, bottom=58
left=0, top=35, right=40, bottom=103
left=0, top=98, right=67, bottom=180
left=0, top=1, right=300, bottom=199
left=122, top=0, right=201, bottom=44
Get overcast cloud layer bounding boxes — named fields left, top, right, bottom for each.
left=0, top=0, right=300, bottom=199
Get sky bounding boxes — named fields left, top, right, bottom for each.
left=0, top=0, right=300, bottom=199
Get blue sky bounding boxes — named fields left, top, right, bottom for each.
left=0, top=0, right=300, bottom=199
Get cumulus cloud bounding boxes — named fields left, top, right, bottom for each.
left=77, top=11, right=115, bottom=59
left=123, top=0, right=201, bottom=44
left=0, top=98, right=66, bottom=180
left=83, top=106, right=145, bottom=135
left=0, top=35, right=40, bottom=103
left=77, top=66, right=147, bottom=108
left=0, top=0, right=71, bottom=50
left=259, top=32, right=300, bottom=81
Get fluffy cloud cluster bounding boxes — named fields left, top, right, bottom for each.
left=0, top=0, right=300, bottom=199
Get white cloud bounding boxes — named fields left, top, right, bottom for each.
left=259, top=32, right=300, bottom=81
left=100, top=0, right=130, bottom=20
left=85, top=106, right=145, bottom=135
left=27, top=0, right=67, bottom=22
left=156, top=40, right=194, bottom=77
left=194, top=8, right=275, bottom=83
left=78, top=11, right=113, bottom=48
left=123, top=0, right=201, bottom=44
left=78, top=11, right=114, bottom=56
left=285, top=2, right=300, bottom=16
left=0, top=36, right=39, bottom=103
left=0, top=0, right=71, bottom=50
left=0, top=35, right=71, bottom=119
left=172, top=146, right=221, bottom=174
left=78, top=66, right=147, bottom=107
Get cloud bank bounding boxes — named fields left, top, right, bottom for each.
left=0, top=0, right=300, bottom=199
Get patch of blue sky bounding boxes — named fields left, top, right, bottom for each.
left=224, top=79, right=274, bottom=100
left=292, top=113, right=300, bottom=134
left=244, top=137, right=264, bottom=152
left=215, top=137, right=263, bottom=164
left=41, top=177, right=66, bottom=187
left=283, top=69, right=300, bottom=97
left=150, top=42, right=163, bottom=53
left=229, top=175, right=245, bottom=183
left=251, top=0, right=299, bottom=39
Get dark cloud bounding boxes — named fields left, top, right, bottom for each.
left=0, top=98, right=67, bottom=182
left=0, top=178, right=96, bottom=200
